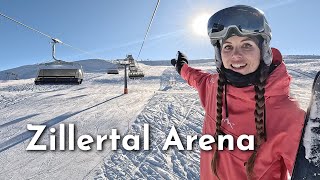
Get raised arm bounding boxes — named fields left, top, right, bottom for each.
left=171, top=51, right=213, bottom=108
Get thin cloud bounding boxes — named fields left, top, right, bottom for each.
left=257, top=0, right=297, bottom=10
left=60, top=29, right=186, bottom=60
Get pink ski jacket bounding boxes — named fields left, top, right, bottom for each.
left=180, top=61, right=305, bottom=180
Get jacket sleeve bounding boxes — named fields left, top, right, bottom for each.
left=280, top=102, right=305, bottom=174
left=180, top=64, right=212, bottom=108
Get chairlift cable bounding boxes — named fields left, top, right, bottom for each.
left=0, top=11, right=53, bottom=39
left=136, top=0, right=160, bottom=61
left=0, top=11, right=91, bottom=55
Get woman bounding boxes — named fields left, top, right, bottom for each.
left=171, top=5, right=305, bottom=180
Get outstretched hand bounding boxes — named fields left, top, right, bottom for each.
left=171, top=51, right=188, bottom=74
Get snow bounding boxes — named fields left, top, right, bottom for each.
left=0, top=58, right=319, bottom=179
left=303, top=78, right=320, bottom=166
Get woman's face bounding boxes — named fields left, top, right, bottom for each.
left=221, top=36, right=261, bottom=75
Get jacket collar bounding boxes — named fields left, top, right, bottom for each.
left=226, top=62, right=290, bottom=101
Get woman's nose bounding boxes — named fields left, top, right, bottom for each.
left=231, top=47, right=243, bottom=60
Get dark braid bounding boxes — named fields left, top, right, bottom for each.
left=246, top=63, right=269, bottom=179
left=211, top=72, right=226, bottom=180
left=211, top=63, right=269, bottom=179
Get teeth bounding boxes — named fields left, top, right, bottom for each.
left=231, top=64, right=246, bottom=68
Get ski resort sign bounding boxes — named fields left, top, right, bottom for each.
left=26, top=124, right=254, bottom=151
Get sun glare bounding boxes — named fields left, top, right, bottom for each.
left=191, top=14, right=211, bottom=37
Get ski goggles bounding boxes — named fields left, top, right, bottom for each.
left=207, top=5, right=271, bottom=45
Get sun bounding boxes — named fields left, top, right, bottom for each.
left=191, top=14, right=211, bottom=37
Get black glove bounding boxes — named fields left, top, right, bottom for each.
left=171, top=51, right=188, bottom=74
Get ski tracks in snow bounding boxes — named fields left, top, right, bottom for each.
left=94, top=61, right=317, bottom=180
left=0, top=60, right=316, bottom=179
left=0, top=70, right=162, bottom=180
left=95, top=68, right=203, bottom=180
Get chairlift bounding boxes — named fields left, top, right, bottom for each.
left=126, top=54, right=144, bottom=79
left=107, top=60, right=120, bottom=74
left=34, top=39, right=84, bottom=85
left=128, top=66, right=144, bottom=79
left=128, top=70, right=144, bottom=79
left=127, top=54, right=135, bottom=65
left=107, top=68, right=119, bottom=74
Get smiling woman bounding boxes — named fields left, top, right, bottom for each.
left=191, top=13, right=211, bottom=37
left=172, top=5, right=306, bottom=180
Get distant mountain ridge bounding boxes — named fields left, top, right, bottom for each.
left=0, top=59, right=215, bottom=80
left=0, top=59, right=115, bottom=80
left=283, top=55, right=320, bottom=59
left=1, top=56, right=319, bottom=80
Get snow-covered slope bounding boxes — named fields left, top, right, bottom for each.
left=0, top=58, right=319, bottom=179
left=0, top=59, right=115, bottom=80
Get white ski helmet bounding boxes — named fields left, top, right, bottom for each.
left=207, top=5, right=272, bottom=69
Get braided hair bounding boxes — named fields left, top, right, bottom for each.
left=246, top=62, right=268, bottom=179
left=211, top=62, right=269, bottom=179
left=211, top=71, right=226, bottom=180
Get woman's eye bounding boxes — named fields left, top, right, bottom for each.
left=243, top=43, right=252, bottom=49
left=223, top=45, right=232, bottom=50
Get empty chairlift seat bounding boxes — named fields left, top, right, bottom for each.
left=128, top=70, right=144, bottom=79
left=107, top=59, right=120, bottom=74
left=123, top=54, right=144, bottom=79
left=34, top=60, right=84, bottom=85
left=128, top=66, right=144, bottom=79
left=107, top=68, right=119, bottom=74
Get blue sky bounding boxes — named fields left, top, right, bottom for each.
left=0, top=0, right=319, bottom=70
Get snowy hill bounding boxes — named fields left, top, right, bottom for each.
left=0, top=59, right=116, bottom=80
left=283, top=55, right=320, bottom=59
left=0, top=59, right=216, bottom=81
left=0, top=59, right=319, bottom=179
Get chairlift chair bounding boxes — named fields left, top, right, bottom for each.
left=128, top=67, right=144, bottom=79
left=107, top=60, right=120, bottom=74
left=35, top=60, right=84, bottom=85
left=127, top=54, right=135, bottom=64
left=107, top=68, right=119, bottom=74
left=34, top=38, right=84, bottom=85
left=126, top=54, right=144, bottom=79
